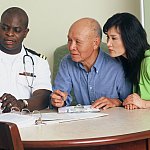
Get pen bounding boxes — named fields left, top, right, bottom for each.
left=55, top=90, right=67, bottom=101
left=42, top=119, right=62, bottom=121
left=35, top=118, right=62, bottom=125
left=61, top=96, right=65, bottom=101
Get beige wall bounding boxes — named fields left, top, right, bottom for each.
left=0, top=0, right=140, bottom=74
left=144, top=0, right=150, bottom=43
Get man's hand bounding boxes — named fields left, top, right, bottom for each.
left=0, top=93, right=24, bottom=113
left=91, top=97, right=122, bottom=110
left=51, top=90, right=68, bottom=108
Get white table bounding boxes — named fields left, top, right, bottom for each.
left=19, top=107, right=150, bottom=150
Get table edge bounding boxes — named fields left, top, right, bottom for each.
left=23, top=130, right=150, bottom=148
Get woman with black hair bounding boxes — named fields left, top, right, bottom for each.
left=103, top=12, right=150, bottom=110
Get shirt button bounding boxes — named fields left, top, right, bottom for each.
left=90, top=87, right=92, bottom=90
left=96, top=70, right=98, bottom=73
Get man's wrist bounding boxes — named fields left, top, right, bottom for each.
left=19, top=99, right=29, bottom=109
left=112, top=98, right=122, bottom=107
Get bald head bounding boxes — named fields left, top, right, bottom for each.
left=1, top=7, right=29, bottom=29
left=67, top=18, right=102, bottom=68
left=69, top=18, right=102, bottom=40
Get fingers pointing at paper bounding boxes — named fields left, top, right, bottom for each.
left=51, top=90, right=68, bottom=108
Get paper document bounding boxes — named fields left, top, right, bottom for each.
left=58, top=105, right=100, bottom=113
left=0, top=103, right=108, bottom=127
left=0, top=112, right=108, bottom=127
left=33, top=111, right=108, bottom=123
left=0, top=113, right=36, bottom=128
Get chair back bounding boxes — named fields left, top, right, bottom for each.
left=0, top=121, right=24, bottom=150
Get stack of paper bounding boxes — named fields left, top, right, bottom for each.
left=58, top=105, right=101, bottom=113
left=0, top=105, right=108, bottom=127
left=0, top=113, right=36, bottom=128
left=32, top=112, right=108, bottom=123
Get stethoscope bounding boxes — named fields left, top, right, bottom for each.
left=22, top=47, right=35, bottom=89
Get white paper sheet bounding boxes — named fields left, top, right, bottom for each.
left=58, top=105, right=101, bottom=113
left=0, top=104, right=108, bottom=128
left=0, top=113, right=36, bottom=128
left=33, top=111, right=108, bottom=123
left=0, top=112, right=108, bottom=127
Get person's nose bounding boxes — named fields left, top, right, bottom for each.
left=107, top=39, right=112, bottom=47
left=6, top=28, right=14, bottom=37
left=68, top=41, right=76, bottom=51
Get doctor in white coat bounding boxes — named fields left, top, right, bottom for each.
left=0, top=7, right=52, bottom=112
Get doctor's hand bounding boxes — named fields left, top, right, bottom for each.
left=51, top=90, right=68, bottom=108
left=91, top=97, right=122, bottom=110
left=0, top=93, right=24, bottom=113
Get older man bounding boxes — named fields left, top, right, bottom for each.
left=51, top=18, right=131, bottom=110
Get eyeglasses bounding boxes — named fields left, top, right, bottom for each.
left=0, top=106, right=61, bottom=125
left=10, top=107, right=31, bottom=114
left=13, top=107, right=60, bottom=125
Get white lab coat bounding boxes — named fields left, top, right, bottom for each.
left=0, top=46, right=52, bottom=99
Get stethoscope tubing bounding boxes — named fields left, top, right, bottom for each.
left=23, top=47, right=35, bottom=89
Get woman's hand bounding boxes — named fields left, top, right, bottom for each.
left=123, top=93, right=146, bottom=109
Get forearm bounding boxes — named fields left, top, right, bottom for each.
left=25, top=89, right=51, bottom=111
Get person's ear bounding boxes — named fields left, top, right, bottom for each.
left=93, top=37, right=100, bottom=49
left=24, top=28, right=29, bottom=38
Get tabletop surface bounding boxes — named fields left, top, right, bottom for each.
left=19, top=107, right=150, bottom=141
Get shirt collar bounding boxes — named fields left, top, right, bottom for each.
left=75, top=48, right=105, bottom=73
left=144, top=49, right=150, bottom=57
left=93, top=48, right=105, bottom=73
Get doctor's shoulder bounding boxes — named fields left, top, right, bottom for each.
left=25, top=47, right=47, bottom=60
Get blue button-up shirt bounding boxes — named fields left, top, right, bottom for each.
left=53, top=49, right=132, bottom=106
